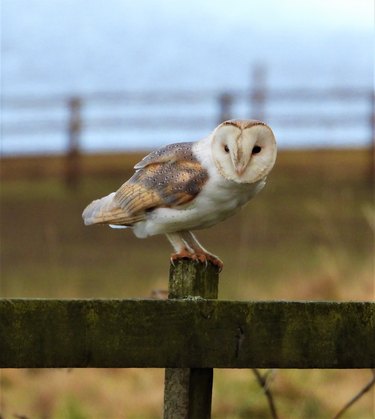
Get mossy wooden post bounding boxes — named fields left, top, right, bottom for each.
left=164, top=259, right=220, bottom=419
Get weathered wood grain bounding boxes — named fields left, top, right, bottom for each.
left=0, top=299, right=374, bottom=369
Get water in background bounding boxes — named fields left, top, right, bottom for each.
left=2, top=0, right=373, bottom=154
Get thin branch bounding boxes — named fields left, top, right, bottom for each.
left=333, top=369, right=375, bottom=419
left=252, top=368, right=280, bottom=419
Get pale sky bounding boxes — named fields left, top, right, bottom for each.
left=197, top=0, right=373, bottom=30
left=2, top=0, right=373, bottom=152
left=112, top=0, right=372, bottom=32
left=3, top=0, right=373, bottom=31
left=3, top=0, right=372, bottom=92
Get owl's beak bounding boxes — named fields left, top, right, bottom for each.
left=235, top=153, right=249, bottom=176
left=235, top=162, right=248, bottom=176
left=231, top=144, right=249, bottom=176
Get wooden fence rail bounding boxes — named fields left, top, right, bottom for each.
left=1, top=299, right=374, bottom=369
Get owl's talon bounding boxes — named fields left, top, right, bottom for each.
left=206, top=254, right=224, bottom=272
left=191, top=252, right=223, bottom=271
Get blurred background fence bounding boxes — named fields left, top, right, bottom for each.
left=3, top=69, right=374, bottom=188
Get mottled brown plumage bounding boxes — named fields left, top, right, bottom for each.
left=83, top=142, right=208, bottom=227
left=134, top=142, right=196, bottom=169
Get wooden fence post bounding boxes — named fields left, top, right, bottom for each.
left=164, top=260, right=220, bottom=419
left=65, top=96, right=82, bottom=189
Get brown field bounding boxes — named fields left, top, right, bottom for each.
left=0, top=149, right=374, bottom=418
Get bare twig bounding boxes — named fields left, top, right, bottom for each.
left=252, top=368, right=280, bottom=419
left=333, top=369, right=375, bottom=419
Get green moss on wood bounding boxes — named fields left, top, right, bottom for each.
left=0, top=299, right=374, bottom=369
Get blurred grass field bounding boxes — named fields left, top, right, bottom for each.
left=0, top=149, right=374, bottom=418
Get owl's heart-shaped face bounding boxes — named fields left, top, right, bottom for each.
left=211, top=120, right=277, bottom=184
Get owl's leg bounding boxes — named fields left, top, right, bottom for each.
left=180, top=231, right=223, bottom=270
left=166, top=232, right=194, bottom=263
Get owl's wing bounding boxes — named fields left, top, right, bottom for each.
left=134, top=142, right=195, bottom=169
left=82, top=143, right=208, bottom=227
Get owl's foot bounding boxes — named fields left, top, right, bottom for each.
left=170, top=250, right=223, bottom=272
left=170, top=249, right=195, bottom=265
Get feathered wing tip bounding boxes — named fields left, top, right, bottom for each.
left=82, top=192, right=145, bottom=226
left=82, top=192, right=117, bottom=225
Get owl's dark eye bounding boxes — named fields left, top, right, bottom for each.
left=224, top=145, right=229, bottom=153
left=252, top=145, right=262, bottom=155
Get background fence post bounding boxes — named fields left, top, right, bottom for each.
left=369, top=90, right=375, bottom=182
left=218, top=93, right=233, bottom=123
left=164, top=260, right=220, bottom=419
left=251, top=64, right=267, bottom=121
left=65, top=96, right=82, bottom=189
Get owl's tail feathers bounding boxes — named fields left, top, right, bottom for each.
left=82, top=192, right=143, bottom=226
left=82, top=192, right=117, bottom=225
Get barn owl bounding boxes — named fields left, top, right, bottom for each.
left=82, top=119, right=277, bottom=269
